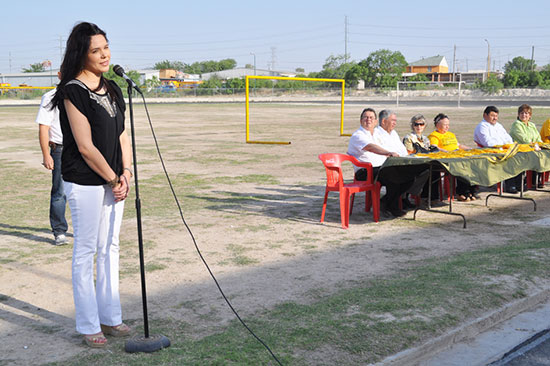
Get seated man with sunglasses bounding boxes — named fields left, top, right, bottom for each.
left=348, top=108, right=429, bottom=217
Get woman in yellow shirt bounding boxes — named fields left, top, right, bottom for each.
left=540, top=118, right=550, bottom=143
left=428, top=113, right=477, bottom=201
left=428, top=113, right=470, bottom=151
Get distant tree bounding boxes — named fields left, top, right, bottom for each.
left=225, top=77, right=245, bottom=89
left=22, top=62, right=46, bottom=73
left=184, top=59, right=237, bottom=74
left=245, top=64, right=253, bottom=69
left=199, top=76, right=223, bottom=88
left=154, top=60, right=185, bottom=71
left=345, top=49, right=407, bottom=87
left=539, top=65, right=550, bottom=87
left=144, top=75, right=161, bottom=90
left=527, top=71, right=543, bottom=86
left=323, top=55, right=345, bottom=70
left=295, top=67, right=305, bottom=73
left=218, top=58, right=237, bottom=70
left=306, top=55, right=354, bottom=88
left=407, top=74, right=429, bottom=82
left=406, top=73, right=430, bottom=90
left=309, top=54, right=354, bottom=79
left=183, top=62, right=200, bottom=74
left=474, top=74, right=503, bottom=94
left=504, top=56, right=536, bottom=73
left=504, top=69, right=543, bottom=88
left=503, top=69, right=520, bottom=87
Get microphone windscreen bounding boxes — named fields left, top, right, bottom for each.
left=113, top=64, right=124, bottom=78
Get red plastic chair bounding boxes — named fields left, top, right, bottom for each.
left=319, top=153, right=381, bottom=229
left=443, top=173, right=456, bottom=201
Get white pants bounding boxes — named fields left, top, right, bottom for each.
left=64, top=181, right=125, bottom=334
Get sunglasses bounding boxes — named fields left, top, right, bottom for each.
left=413, top=123, right=425, bottom=126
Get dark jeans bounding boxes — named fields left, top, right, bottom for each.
left=507, top=171, right=539, bottom=191
left=50, top=145, right=68, bottom=236
left=356, top=165, right=428, bottom=210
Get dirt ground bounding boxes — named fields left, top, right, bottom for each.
left=1, top=101, right=550, bottom=365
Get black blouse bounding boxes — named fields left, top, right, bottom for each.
left=59, top=79, right=126, bottom=185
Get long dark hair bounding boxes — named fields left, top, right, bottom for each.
left=51, top=22, right=116, bottom=109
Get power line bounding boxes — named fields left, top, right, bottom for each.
left=349, top=31, right=550, bottom=40
left=350, top=22, right=550, bottom=31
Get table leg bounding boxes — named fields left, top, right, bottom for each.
left=413, top=164, right=467, bottom=228
left=485, top=172, right=536, bottom=211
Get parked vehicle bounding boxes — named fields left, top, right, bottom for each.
left=156, top=85, right=177, bottom=93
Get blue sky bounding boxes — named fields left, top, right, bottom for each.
left=2, top=0, right=550, bottom=74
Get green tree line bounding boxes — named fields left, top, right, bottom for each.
left=502, top=56, right=550, bottom=88
left=154, top=59, right=237, bottom=74
left=473, top=56, right=550, bottom=93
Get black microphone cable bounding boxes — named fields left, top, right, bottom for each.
left=137, top=92, right=283, bottom=366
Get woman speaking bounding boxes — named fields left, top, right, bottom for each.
left=52, top=22, right=132, bottom=348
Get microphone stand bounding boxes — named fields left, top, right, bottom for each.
left=123, top=84, right=171, bottom=353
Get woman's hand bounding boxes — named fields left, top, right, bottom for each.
left=112, top=174, right=130, bottom=202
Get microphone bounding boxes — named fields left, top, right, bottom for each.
left=113, top=65, right=142, bottom=94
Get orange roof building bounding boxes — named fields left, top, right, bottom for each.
left=406, top=55, right=449, bottom=73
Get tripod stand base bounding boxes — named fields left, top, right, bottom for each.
left=125, top=334, right=171, bottom=353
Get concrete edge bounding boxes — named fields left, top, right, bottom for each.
left=372, top=288, right=550, bottom=366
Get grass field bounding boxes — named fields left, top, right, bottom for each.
left=2, top=102, right=550, bottom=365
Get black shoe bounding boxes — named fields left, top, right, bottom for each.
left=538, top=182, right=545, bottom=189
left=505, top=186, right=518, bottom=194
left=388, top=207, right=407, bottom=217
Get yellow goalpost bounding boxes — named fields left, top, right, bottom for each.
left=245, top=75, right=348, bottom=144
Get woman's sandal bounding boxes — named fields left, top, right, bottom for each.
left=457, top=194, right=469, bottom=202
left=100, top=323, right=131, bottom=337
left=83, top=332, right=108, bottom=348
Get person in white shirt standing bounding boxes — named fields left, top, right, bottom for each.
left=348, top=108, right=428, bottom=217
left=37, top=84, right=69, bottom=245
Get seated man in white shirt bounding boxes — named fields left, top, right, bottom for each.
left=347, top=108, right=428, bottom=217
left=474, top=105, right=518, bottom=193
left=474, top=106, right=513, bottom=147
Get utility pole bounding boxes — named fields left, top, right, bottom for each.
left=250, top=52, right=256, bottom=92
left=344, top=15, right=349, bottom=64
left=452, top=44, right=456, bottom=82
left=531, top=46, right=535, bottom=71
left=270, top=47, right=276, bottom=71
left=484, top=39, right=491, bottom=81
left=250, top=52, right=256, bottom=76
left=59, top=36, right=64, bottom=67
